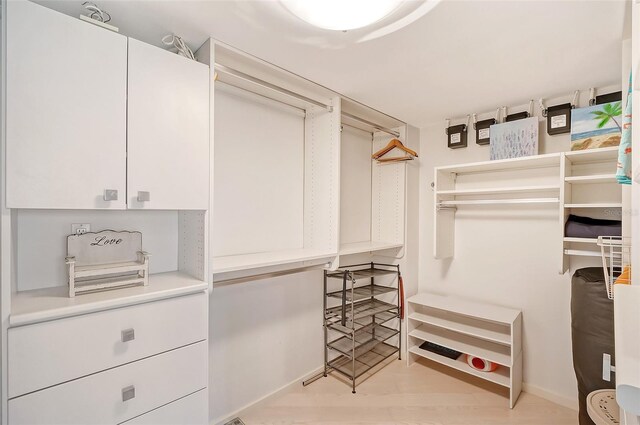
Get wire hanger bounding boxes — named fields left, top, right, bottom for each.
left=371, top=138, right=418, bottom=163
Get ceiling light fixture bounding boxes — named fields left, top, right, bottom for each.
left=281, top=0, right=403, bottom=31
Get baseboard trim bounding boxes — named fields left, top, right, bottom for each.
left=522, top=382, right=578, bottom=411
left=213, top=366, right=324, bottom=425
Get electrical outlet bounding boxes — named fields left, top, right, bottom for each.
left=71, top=223, right=91, bottom=235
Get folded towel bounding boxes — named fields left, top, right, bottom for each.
left=617, top=73, right=632, bottom=184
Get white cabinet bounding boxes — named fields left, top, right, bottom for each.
left=7, top=290, right=209, bottom=425
left=8, top=341, right=207, bottom=425
left=127, top=39, right=210, bottom=210
left=6, top=0, right=127, bottom=209
left=8, top=292, right=207, bottom=398
left=5, top=2, right=209, bottom=210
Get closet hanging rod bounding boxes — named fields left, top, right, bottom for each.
left=438, top=198, right=559, bottom=206
left=341, top=111, right=401, bottom=138
left=216, top=80, right=306, bottom=114
left=214, top=63, right=334, bottom=112
left=212, top=264, right=325, bottom=287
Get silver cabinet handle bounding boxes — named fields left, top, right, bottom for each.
left=121, top=328, right=135, bottom=342
left=137, top=191, right=150, bottom=202
left=122, top=385, right=135, bottom=402
left=103, top=189, right=118, bottom=201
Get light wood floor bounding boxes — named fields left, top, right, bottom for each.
left=241, top=358, right=578, bottom=425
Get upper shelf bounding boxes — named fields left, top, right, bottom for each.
left=339, top=241, right=403, bottom=256
left=11, top=271, right=208, bottom=327
left=211, top=248, right=336, bottom=275
left=435, top=152, right=561, bottom=175
left=564, top=146, right=618, bottom=164
left=565, top=174, right=617, bottom=184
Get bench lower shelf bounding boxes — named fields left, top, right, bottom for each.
left=408, top=345, right=510, bottom=387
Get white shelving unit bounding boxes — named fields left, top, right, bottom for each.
left=407, top=292, right=523, bottom=408
left=337, top=98, right=407, bottom=262
left=433, top=147, right=624, bottom=273
left=434, top=153, right=562, bottom=259
left=208, top=41, right=341, bottom=281
left=561, top=147, right=622, bottom=272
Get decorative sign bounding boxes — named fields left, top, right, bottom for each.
left=447, top=124, right=468, bottom=149
left=489, top=117, right=539, bottom=160
left=67, top=230, right=143, bottom=266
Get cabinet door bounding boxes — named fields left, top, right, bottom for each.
left=127, top=39, right=210, bottom=210
left=6, top=1, right=127, bottom=209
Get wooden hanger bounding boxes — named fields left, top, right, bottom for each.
left=372, top=138, right=418, bottom=162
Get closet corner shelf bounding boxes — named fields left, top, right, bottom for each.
left=10, top=271, right=208, bottom=327
left=564, top=174, right=617, bottom=184
left=564, top=147, right=619, bottom=164
left=339, top=241, right=403, bottom=256
left=211, top=248, right=336, bottom=274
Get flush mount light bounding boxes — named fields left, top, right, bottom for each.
left=281, top=0, right=403, bottom=31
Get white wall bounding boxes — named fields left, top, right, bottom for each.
left=209, top=269, right=324, bottom=423
left=418, top=88, right=621, bottom=408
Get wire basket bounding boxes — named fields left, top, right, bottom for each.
left=597, top=236, right=631, bottom=300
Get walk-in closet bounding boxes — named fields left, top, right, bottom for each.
left=0, top=1, right=639, bottom=425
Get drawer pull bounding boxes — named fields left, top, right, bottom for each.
left=121, top=329, right=135, bottom=342
left=103, top=189, right=118, bottom=201
left=137, top=191, right=150, bottom=202
left=122, top=385, right=136, bottom=402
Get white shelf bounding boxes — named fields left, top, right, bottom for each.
left=409, top=325, right=511, bottom=367
left=439, top=198, right=559, bottom=207
left=409, top=312, right=511, bottom=346
left=564, top=249, right=601, bottom=257
left=10, top=271, right=208, bottom=327
left=339, top=241, right=403, bottom=256
left=565, top=174, right=617, bottom=184
left=211, top=248, right=336, bottom=274
left=409, top=345, right=510, bottom=387
left=407, top=292, right=522, bottom=408
left=435, top=153, right=560, bottom=175
left=564, top=147, right=619, bottom=164
left=436, top=185, right=559, bottom=197
left=565, top=203, right=622, bottom=208
left=408, top=293, right=522, bottom=325
left=563, top=237, right=598, bottom=244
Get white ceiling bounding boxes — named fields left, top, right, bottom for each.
left=37, top=0, right=628, bottom=127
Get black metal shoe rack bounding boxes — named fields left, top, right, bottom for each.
left=303, top=262, right=402, bottom=393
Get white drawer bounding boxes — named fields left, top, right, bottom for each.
left=9, top=292, right=207, bottom=398
left=122, top=389, right=208, bottom=425
left=9, top=341, right=207, bottom=425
